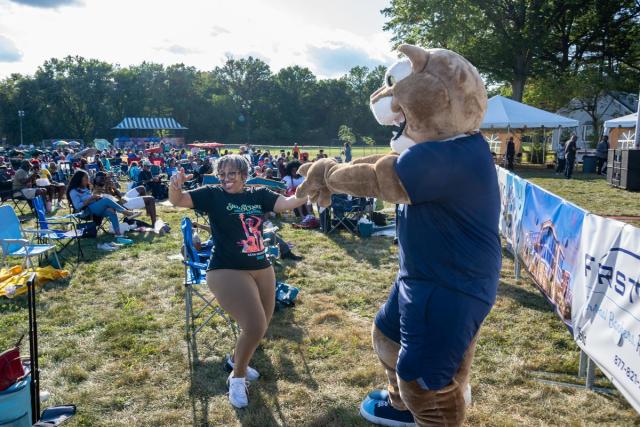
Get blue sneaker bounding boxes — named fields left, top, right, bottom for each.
left=367, top=389, right=389, bottom=401
left=360, top=393, right=415, bottom=427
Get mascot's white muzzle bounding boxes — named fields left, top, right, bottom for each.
left=370, top=96, right=404, bottom=126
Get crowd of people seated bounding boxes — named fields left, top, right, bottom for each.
left=0, top=142, right=342, bottom=236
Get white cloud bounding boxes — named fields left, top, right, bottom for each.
left=0, top=35, right=22, bottom=62
left=0, top=0, right=394, bottom=78
left=210, top=25, right=230, bottom=37
left=7, top=0, right=82, bottom=8
left=158, top=45, right=201, bottom=55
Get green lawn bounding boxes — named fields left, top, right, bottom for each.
left=1, top=168, right=639, bottom=426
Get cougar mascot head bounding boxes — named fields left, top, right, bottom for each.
left=298, top=44, right=501, bottom=427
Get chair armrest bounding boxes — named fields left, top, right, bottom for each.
left=1, top=238, right=29, bottom=252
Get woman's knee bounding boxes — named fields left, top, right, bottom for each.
left=240, top=315, right=268, bottom=341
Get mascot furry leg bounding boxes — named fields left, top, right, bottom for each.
left=297, top=45, right=501, bottom=427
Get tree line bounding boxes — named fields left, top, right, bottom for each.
left=1, top=0, right=638, bottom=147
left=0, top=57, right=389, bottom=147
left=383, top=0, right=640, bottom=138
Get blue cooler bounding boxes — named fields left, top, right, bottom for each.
left=358, top=221, right=374, bottom=237
left=0, top=374, right=32, bottom=427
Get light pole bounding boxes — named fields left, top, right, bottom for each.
left=17, top=110, right=25, bottom=147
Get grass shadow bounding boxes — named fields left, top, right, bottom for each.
left=498, top=280, right=554, bottom=313
left=326, top=231, right=393, bottom=269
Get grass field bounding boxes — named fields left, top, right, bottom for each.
left=1, top=167, right=639, bottom=426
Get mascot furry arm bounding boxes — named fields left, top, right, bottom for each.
left=295, top=44, right=486, bottom=206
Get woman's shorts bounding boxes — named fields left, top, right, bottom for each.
left=123, top=196, right=145, bottom=210
left=375, top=279, right=492, bottom=390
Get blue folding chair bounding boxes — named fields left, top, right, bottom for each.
left=32, top=196, right=84, bottom=262
left=0, top=205, right=60, bottom=270
left=181, top=217, right=237, bottom=356
left=327, top=194, right=374, bottom=236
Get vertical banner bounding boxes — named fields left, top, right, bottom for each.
left=497, top=167, right=526, bottom=254
left=573, top=215, right=640, bottom=412
left=517, top=184, right=586, bottom=325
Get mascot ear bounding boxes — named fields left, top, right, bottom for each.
left=398, top=44, right=429, bottom=73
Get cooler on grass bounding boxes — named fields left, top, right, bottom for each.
left=0, top=374, right=31, bottom=427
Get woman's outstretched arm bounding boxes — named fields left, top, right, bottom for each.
left=273, top=194, right=309, bottom=213
left=169, top=168, right=194, bottom=209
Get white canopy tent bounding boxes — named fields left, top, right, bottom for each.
left=604, top=113, right=637, bottom=130
left=481, top=95, right=580, bottom=129
left=481, top=95, right=579, bottom=161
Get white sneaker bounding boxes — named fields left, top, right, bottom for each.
left=97, top=243, right=116, bottom=251
left=227, top=374, right=249, bottom=408
left=225, top=354, right=260, bottom=382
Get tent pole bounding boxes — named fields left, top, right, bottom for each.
left=634, top=90, right=640, bottom=149
left=542, top=127, right=546, bottom=166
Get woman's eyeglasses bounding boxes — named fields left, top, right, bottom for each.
left=217, top=171, right=238, bottom=179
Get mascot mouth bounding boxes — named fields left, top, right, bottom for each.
left=392, top=119, right=406, bottom=141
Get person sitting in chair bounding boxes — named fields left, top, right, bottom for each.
left=12, top=160, right=47, bottom=202
left=137, top=161, right=165, bottom=199
left=67, top=169, right=139, bottom=237
left=92, top=171, right=157, bottom=226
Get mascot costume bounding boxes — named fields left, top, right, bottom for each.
left=296, top=44, right=501, bottom=426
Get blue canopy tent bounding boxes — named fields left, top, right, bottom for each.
left=112, top=117, right=188, bottom=150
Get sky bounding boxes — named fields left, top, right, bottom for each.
left=0, top=0, right=396, bottom=79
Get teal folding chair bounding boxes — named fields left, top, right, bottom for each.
left=32, top=196, right=84, bottom=262
left=0, top=205, right=60, bottom=270
left=181, top=217, right=237, bottom=359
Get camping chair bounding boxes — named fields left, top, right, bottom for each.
left=0, top=205, right=60, bottom=270
left=327, top=194, right=373, bottom=236
left=32, top=196, right=84, bottom=262
left=181, top=217, right=237, bottom=354
left=10, top=189, right=34, bottom=217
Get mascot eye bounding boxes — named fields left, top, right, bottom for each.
left=386, top=75, right=396, bottom=87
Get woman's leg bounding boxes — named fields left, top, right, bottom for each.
left=143, top=196, right=157, bottom=225
left=249, top=267, right=276, bottom=326
left=90, top=197, right=127, bottom=214
left=104, top=208, right=120, bottom=235
left=207, top=269, right=267, bottom=378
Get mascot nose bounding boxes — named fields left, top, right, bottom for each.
left=370, top=94, right=404, bottom=126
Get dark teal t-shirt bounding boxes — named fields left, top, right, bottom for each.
left=188, top=186, right=279, bottom=270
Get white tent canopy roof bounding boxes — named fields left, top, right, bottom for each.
left=604, top=113, right=637, bottom=129
left=481, top=95, right=579, bottom=129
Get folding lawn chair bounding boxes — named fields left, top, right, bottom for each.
left=10, top=189, right=34, bottom=217
left=0, top=205, right=60, bottom=270
left=32, top=196, right=84, bottom=262
left=181, top=217, right=237, bottom=355
left=327, top=194, right=373, bottom=236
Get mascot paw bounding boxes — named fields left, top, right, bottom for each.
left=295, top=158, right=336, bottom=206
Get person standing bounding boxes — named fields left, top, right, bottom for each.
left=596, top=135, right=609, bottom=175
left=505, top=136, right=515, bottom=170
left=555, top=141, right=566, bottom=175
left=564, top=134, right=577, bottom=179
left=344, top=141, right=352, bottom=163
left=168, top=155, right=309, bottom=409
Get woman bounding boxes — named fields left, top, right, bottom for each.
left=555, top=140, right=566, bottom=174
left=128, top=161, right=140, bottom=182
left=66, top=169, right=139, bottom=236
left=169, top=154, right=308, bottom=409
left=282, top=160, right=311, bottom=218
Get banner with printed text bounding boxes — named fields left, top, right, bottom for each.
left=495, top=166, right=640, bottom=412
left=572, top=215, right=640, bottom=412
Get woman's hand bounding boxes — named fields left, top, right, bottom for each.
left=170, top=168, right=193, bottom=191
left=169, top=167, right=194, bottom=208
